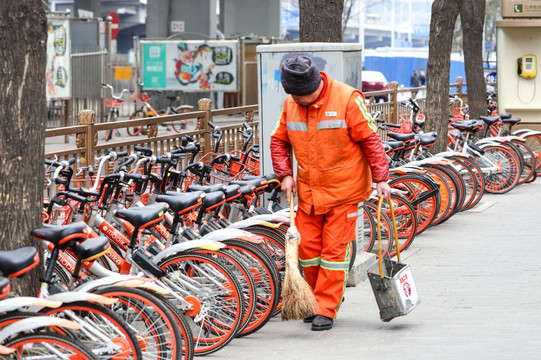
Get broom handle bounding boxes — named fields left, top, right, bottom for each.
left=289, top=192, right=295, bottom=227
left=377, top=196, right=384, bottom=278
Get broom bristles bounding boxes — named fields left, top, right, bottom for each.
left=281, top=239, right=318, bottom=321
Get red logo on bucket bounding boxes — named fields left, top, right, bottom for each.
left=403, top=282, right=411, bottom=297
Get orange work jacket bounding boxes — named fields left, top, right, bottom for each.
left=271, top=72, right=386, bottom=215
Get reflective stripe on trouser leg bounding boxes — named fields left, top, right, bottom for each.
left=297, top=203, right=359, bottom=319
left=315, top=242, right=352, bottom=319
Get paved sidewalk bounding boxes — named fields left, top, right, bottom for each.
left=209, top=179, right=541, bottom=360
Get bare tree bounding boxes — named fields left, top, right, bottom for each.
left=461, top=0, right=487, bottom=121
left=0, top=0, right=47, bottom=295
left=299, top=0, right=344, bottom=42
left=425, top=0, right=486, bottom=152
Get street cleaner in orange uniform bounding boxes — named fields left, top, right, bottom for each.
left=270, top=55, right=391, bottom=331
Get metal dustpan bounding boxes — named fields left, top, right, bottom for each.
left=367, top=196, right=420, bottom=322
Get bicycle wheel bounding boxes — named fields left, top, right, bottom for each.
left=41, top=301, right=142, bottom=360
left=220, top=239, right=281, bottom=327
left=104, top=112, right=115, bottom=142
left=128, top=110, right=145, bottom=136
left=1, top=332, right=98, bottom=360
left=388, top=173, right=441, bottom=234
left=425, top=163, right=464, bottom=222
left=242, top=225, right=286, bottom=319
left=148, top=292, right=195, bottom=360
left=476, top=144, right=520, bottom=194
left=360, top=204, right=377, bottom=253
left=362, top=201, right=394, bottom=258
left=418, top=166, right=454, bottom=226
left=187, top=248, right=257, bottom=337
left=447, top=155, right=485, bottom=210
left=520, top=133, right=541, bottom=176
left=510, top=139, right=537, bottom=184
left=171, top=108, right=193, bottom=133
left=157, top=253, right=244, bottom=356
left=498, top=140, right=524, bottom=182
left=379, top=194, right=417, bottom=256
left=91, top=286, right=187, bottom=360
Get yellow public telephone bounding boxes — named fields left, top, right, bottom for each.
left=517, top=55, right=537, bottom=79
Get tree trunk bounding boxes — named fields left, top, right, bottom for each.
left=0, top=1, right=47, bottom=296
left=425, top=0, right=461, bottom=153
left=461, top=0, right=487, bottom=120
left=299, top=0, right=343, bottom=42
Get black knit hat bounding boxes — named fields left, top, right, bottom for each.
left=280, top=55, right=322, bottom=96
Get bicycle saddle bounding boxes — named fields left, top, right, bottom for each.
left=71, top=236, right=110, bottom=263
left=479, top=116, right=501, bottom=126
left=31, top=222, right=88, bottom=247
left=158, top=191, right=205, bottom=215
left=115, top=202, right=168, bottom=230
left=0, top=247, right=39, bottom=278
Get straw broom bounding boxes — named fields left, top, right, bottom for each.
left=281, top=193, right=318, bottom=321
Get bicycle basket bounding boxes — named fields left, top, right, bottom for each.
left=105, top=98, right=124, bottom=109
left=396, top=115, right=413, bottom=134
left=129, top=93, right=149, bottom=107
left=228, top=150, right=261, bottom=177
left=451, top=107, right=469, bottom=122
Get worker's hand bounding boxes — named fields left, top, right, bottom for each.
left=376, top=181, right=392, bottom=199
left=280, top=175, right=297, bottom=204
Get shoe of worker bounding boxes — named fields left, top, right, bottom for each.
left=311, top=315, right=333, bottom=331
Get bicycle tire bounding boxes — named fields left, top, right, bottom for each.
left=186, top=248, right=257, bottom=336
left=104, top=111, right=115, bottom=142
left=476, top=143, right=520, bottom=194
left=1, top=332, right=98, bottom=360
left=41, top=300, right=142, bottom=360
left=446, top=157, right=479, bottom=211
left=447, top=155, right=485, bottom=210
left=377, top=194, right=417, bottom=256
left=362, top=201, right=395, bottom=258
left=128, top=110, right=145, bottom=136
left=142, top=292, right=195, bottom=360
left=498, top=140, right=525, bottom=182
left=418, top=165, right=454, bottom=226
left=91, top=286, right=187, bottom=360
left=242, top=225, right=286, bottom=317
left=510, top=139, right=537, bottom=184
left=425, top=163, right=465, bottom=222
left=220, top=238, right=281, bottom=324
left=388, top=172, right=441, bottom=234
left=157, top=253, right=244, bottom=356
left=171, top=108, right=193, bottom=133
left=519, top=133, right=541, bottom=176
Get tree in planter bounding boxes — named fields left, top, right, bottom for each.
left=425, top=0, right=486, bottom=152
left=0, top=0, right=47, bottom=295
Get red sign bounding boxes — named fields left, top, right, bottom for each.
left=107, top=12, right=120, bottom=40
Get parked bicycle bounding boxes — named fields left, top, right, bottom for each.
left=101, top=83, right=131, bottom=142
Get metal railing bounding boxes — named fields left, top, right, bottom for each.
left=45, top=99, right=259, bottom=177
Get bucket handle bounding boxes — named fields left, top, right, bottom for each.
left=376, top=195, right=401, bottom=278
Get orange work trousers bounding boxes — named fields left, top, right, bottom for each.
left=296, top=203, right=358, bottom=319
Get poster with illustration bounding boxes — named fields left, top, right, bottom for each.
left=46, top=18, right=71, bottom=99
left=141, top=40, right=238, bottom=92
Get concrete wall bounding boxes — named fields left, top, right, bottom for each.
left=147, top=0, right=216, bottom=39
left=220, top=0, right=280, bottom=38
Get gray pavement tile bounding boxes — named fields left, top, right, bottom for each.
left=209, top=179, right=541, bottom=359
